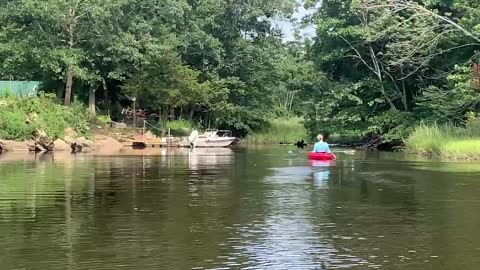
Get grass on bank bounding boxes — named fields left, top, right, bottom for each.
left=406, top=122, right=480, bottom=159
left=245, top=117, right=308, bottom=144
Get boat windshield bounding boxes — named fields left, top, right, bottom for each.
left=202, top=129, right=233, bottom=137
left=216, top=130, right=233, bottom=137
left=204, top=129, right=218, bottom=137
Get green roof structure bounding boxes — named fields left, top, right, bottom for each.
left=0, top=81, right=41, bottom=96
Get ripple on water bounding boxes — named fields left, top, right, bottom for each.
left=1, top=150, right=480, bottom=269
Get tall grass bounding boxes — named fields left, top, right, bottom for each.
left=406, top=121, right=480, bottom=159
left=245, top=117, right=308, bottom=144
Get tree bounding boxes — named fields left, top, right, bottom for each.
left=124, top=51, right=211, bottom=129
left=0, top=0, right=129, bottom=105
left=305, top=0, right=480, bottom=141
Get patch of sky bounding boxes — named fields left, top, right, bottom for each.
left=273, top=0, right=320, bottom=42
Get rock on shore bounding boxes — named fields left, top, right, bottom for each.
left=53, top=139, right=71, bottom=151
left=0, top=140, right=29, bottom=152
left=95, top=137, right=124, bottom=154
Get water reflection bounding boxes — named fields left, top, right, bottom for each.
left=310, top=160, right=335, bottom=187
left=242, top=159, right=370, bottom=269
left=1, top=148, right=480, bottom=269
left=188, top=148, right=234, bottom=169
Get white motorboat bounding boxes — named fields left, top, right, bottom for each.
left=189, top=129, right=238, bottom=148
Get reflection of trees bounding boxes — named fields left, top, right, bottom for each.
left=313, top=158, right=480, bottom=269
left=315, top=160, right=426, bottom=267
left=3, top=149, right=479, bottom=269
left=228, top=159, right=371, bottom=269
left=0, top=149, right=277, bottom=269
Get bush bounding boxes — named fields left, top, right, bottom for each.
left=166, top=119, right=193, bottom=136
left=0, top=111, right=35, bottom=141
left=90, top=114, right=112, bottom=126
left=0, top=93, right=89, bottom=141
left=149, top=119, right=194, bottom=137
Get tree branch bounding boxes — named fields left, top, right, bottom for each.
left=340, top=36, right=377, bottom=74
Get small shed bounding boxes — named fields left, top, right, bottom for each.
left=0, top=81, right=41, bottom=96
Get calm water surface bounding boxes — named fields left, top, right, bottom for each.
left=1, top=146, right=480, bottom=270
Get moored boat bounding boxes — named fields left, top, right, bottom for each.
left=189, top=129, right=238, bottom=148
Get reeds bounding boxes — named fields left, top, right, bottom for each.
left=406, top=122, right=480, bottom=159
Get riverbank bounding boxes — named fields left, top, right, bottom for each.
left=406, top=124, right=480, bottom=160
left=0, top=134, right=126, bottom=154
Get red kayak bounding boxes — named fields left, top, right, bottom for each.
left=308, top=152, right=335, bottom=160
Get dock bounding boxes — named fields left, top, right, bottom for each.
left=126, top=138, right=191, bottom=149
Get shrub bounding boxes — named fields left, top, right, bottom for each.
left=0, top=93, right=89, bottom=141
left=166, top=119, right=193, bottom=136
left=96, top=114, right=112, bottom=125
left=0, top=111, right=35, bottom=141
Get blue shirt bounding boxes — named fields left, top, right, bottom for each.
left=312, top=142, right=331, bottom=153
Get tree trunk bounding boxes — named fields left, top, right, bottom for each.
left=161, top=106, right=169, bottom=131
left=401, top=80, right=408, bottom=111
left=57, top=85, right=64, bottom=100
left=101, top=77, right=109, bottom=114
left=64, top=65, right=74, bottom=106
left=379, top=81, right=396, bottom=110
left=64, top=8, right=76, bottom=106
left=158, top=109, right=162, bottom=126
left=400, top=67, right=408, bottom=111
left=88, top=87, right=96, bottom=115
left=189, top=107, right=195, bottom=122
left=369, top=46, right=397, bottom=110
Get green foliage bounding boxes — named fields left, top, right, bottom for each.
left=416, top=66, right=480, bottom=122
left=0, top=88, right=14, bottom=98
left=124, top=53, right=210, bottom=113
left=328, top=134, right=365, bottom=145
left=245, top=117, right=308, bottom=144
left=303, top=0, right=480, bottom=144
left=94, top=114, right=112, bottom=125
left=0, top=94, right=89, bottom=141
left=3, top=0, right=480, bottom=146
left=166, top=119, right=193, bottom=136
left=367, top=110, right=417, bottom=142
left=0, top=111, right=35, bottom=141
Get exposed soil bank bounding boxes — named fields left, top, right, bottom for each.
left=0, top=135, right=124, bottom=155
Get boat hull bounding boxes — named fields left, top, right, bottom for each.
left=194, top=137, right=237, bottom=148
left=308, top=152, right=335, bottom=160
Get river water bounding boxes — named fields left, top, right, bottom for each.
left=0, top=146, right=480, bottom=270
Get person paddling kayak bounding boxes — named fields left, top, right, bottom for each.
left=312, top=134, right=336, bottom=160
